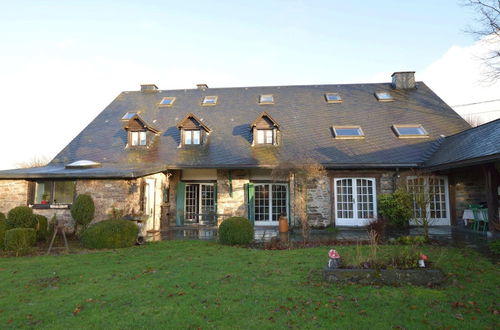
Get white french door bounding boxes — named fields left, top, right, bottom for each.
left=184, top=183, right=215, bottom=223
left=334, top=178, right=377, bottom=226
left=406, top=176, right=450, bottom=226
left=254, top=183, right=288, bottom=226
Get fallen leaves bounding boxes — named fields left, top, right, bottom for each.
left=73, top=304, right=83, bottom=316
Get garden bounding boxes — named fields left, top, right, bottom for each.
left=0, top=191, right=498, bottom=328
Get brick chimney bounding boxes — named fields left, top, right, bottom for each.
left=141, top=84, right=158, bottom=93
left=197, top=84, right=208, bottom=90
left=391, top=72, right=416, bottom=89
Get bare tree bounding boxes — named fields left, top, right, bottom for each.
left=463, top=113, right=486, bottom=127
left=16, top=155, right=50, bottom=168
left=464, top=0, right=500, bottom=81
left=272, top=158, right=327, bottom=243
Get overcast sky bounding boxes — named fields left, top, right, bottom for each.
left=0, top=0, right=499, bottom=170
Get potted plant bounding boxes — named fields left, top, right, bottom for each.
left=41, top=193, right=49, bottom=205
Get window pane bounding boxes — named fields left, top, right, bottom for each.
left=131, top=132, right=139, bottom=146
left=35, top=181, right=52, bottom=204
left=193, top=130, right=200, bottom=144
left=265, top=130, right=273, bottom=144
left=139, top=132, right=147, bottom=145
left=257, top=130, right=265, bottom=144
left=185, top=131, right=192, bottom=144
left=397, top=127, right=425, bottom=135
left=335, top=128, right=362, bottom=136
left=53, top=181, right=76, bottom=204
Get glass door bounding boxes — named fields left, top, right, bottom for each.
left=254, top=183, right=288, bottom=225
left=334, top=178, right=376, bottom=226
left=184, top=183, right=215, bottom=224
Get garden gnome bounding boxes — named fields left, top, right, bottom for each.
left=327, top=249, right=341, bottom=269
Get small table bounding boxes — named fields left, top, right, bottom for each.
left=462, top=209, right=486, bottom=226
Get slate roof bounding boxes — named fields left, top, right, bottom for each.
left=424, top=118, right=500, bottom=169
left=0, top=81, right=472, bottom=178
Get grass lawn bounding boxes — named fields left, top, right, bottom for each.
left=0, top=241, right=498, bottom=329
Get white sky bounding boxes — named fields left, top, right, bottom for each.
left=0, top=1, right=498, bottom=170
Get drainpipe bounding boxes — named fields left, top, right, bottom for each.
left=228, top=171, right=233, bottom=198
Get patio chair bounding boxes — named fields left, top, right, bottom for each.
left=472, top=208, right=489, bottom=232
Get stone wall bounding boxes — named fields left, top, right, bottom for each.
left=76, top=179, right=142, bottom=223
left=305, top=175, right=330, bottom=227
left=0, top=180, right=28, bottom=214
left=217, top=170, right=249, bottom=223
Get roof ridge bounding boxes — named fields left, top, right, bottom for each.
left=421, top=136, right=447, bottom=164
left=438, top=118, right=500, bottom=140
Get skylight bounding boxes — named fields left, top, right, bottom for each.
left=259, top=94, right=274, bottom=104
left=392, top=125, right=428, bottom=138
left=121, top=112, right=137, bottom=120
left=375, top=92, right=394, bottom=101
left=202, top=96, right=218, bottom=106
left=325, top=93, right=342, bottom=103
left=159, top=97, right=176, bottom=106
left=65, top=160, right=102, bottom=169
left=332, top=126, right=365, bottom=139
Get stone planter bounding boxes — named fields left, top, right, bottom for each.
left=324, top=268, right=446, bottom=286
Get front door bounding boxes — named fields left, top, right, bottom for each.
left=334, top=178, right=376, bottom=226
left=185, top=183, right=215, bottom=224
left=254, top=183, right=288, bottom=226
left=144, top=178, right=156, bottom=231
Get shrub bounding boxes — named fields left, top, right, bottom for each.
left=71, top=194, right=95, bottom=229
left=6, top=206, right=37, bottom=230
left=4, top=228, right=36, bottom=255
left=0, top=212, right=5, bottom=222
left=389, top=235, right=427, bottom=245
left=378, top=188, right=413, bottom=228
left=80, top=220, right=138, bottom=249
left=218, top=217, right=254, bottom=245
left=0, top=216, right=5, bottom=250
left=489, top=240, right=500, bottom=255
left=35, top=215, right=49, bottom=242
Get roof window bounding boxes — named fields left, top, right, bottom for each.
left=392, top=125, right=428, bottom=138
left=202, top=96, right=218, bottom=106
left=325, top=93, right=342, bottom=103
left=332, top=126, right=365, bottom=139
left=159, top=97, right=176, bottom=107
left=259, top=94, right=274, bottom=104
left=121, top=112, right=137, bottom=120
left=375, top=92, right=394, bottom=102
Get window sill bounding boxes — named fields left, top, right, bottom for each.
left=31, top=204, right=71, bottom=210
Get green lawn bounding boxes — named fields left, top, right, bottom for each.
left=0, top=241, right=498, bottom=329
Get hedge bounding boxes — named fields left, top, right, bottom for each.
left=5, top=228, right=36, bottom=255
left=218, top=217, right=254, bottom=245
left=81, top=220, right=139, bottom=249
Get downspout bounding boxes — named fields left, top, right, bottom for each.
left=228, top=171, right=233, bottom=198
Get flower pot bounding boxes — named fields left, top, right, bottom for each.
left=279, top=216, right=289, bottom=233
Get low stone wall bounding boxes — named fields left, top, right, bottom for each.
left=0, top=180, right=28, bottom=214
left=324, top=268, right=446, bottom=286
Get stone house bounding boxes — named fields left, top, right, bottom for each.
left=0, top=72, right=498, bottom=235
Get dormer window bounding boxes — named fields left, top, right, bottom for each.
left=257, top=129, right=273, bottom=144
left=159, top=97, right=176, bottom=107
left=202, top=96, right=218, bottom=106
left=259, top=94, right=274, bottom=104
left=176, top=113, right=212, bottom=147
left=375, top=92, right=393, bottom=102
left=122, top=113, right=160, bottom=148
left=251, top=112, right=280, bottom=146
left=184, top=130, right=201, bottom=145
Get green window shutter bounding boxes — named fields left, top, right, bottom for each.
left=214, top=183, right=218, bottom=215
left=176, top=182, right=186, bottom=226
left=246, top=183, right=255, bottom=224
left=287, top=183, right=292, bottom=226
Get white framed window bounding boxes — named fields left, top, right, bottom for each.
left=257, top=129, right=273, bottom=144
left=184, top=130, right=201, bottom=145
left=406, top=176, right=450, bottom=225
left=254, top=183, right=288, bottom=225
left=130, top=131, right=147, bottom=146
left=334, top=178, right=377, bottom=226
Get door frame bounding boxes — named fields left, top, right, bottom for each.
left=144, top=178, right=157, bottom=231
left=333, top=177, right=377, bottom=226
left=406, top=175, right=451, bottom=226
left=253, top=182, right=289, bottom=226
left=184, top=182, right=215, bottom=224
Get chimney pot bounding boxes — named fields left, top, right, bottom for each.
left=141, top=84, right=159, bottom=92
left=197, top=84, right=208, bottom=90
left=391, top=71, right=416, bottom=89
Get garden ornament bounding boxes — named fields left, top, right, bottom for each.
left=327, top=249, right=341, bottom=269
